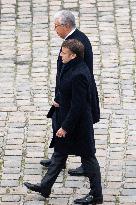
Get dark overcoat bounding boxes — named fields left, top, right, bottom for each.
left=48, top=29, right=100, bottom=148
left=57, top=28, right=93, bottom=76
left=55, top=28, right=100, bottom=124
left=53, top=58, right=96, bottom=157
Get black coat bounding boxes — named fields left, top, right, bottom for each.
left=47, top=29, right=100, bottom=148
left=53, top=58, right=96, bottom=157
left=54, top=28, right=100, bottom=124
left=57, top=28, right=93, bottom=77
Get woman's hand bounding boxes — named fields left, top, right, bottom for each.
left=56, top=128, right=67, bottom=138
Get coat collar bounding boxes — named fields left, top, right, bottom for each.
left=65, top=28, right=76, bottom=40
left=65, top=28, right=78, bottom=40
left=60, top=57, right=84, bottom=78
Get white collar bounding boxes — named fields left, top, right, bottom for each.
left=65, top=28, right=76, bottom=40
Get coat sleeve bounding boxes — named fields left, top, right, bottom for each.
left=61, top=74, right=88, bottom=133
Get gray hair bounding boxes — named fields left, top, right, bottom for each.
left=54, top=10, right=76, bottom=28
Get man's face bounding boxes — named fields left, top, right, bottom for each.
left=60, top=47, right=76, bottom=64
left=54, top=19, right=69, bottom=39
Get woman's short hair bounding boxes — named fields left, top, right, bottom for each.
left=62, top=39, right=84, bottom=59
left=54, top=10, right=76, bottom=28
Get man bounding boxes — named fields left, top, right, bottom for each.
left=40, top=10, right=100, bottom=176
left=24, top=39, right=103, bottom=204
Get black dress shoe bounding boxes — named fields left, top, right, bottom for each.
left=68, top=165, right=85, bottom=176
left=40, top=159, right=66, bottom=169
left=24, top=182, right=41, bottom=192
left=74, top=193, right=103, bottom=204
left=24, top=182, right=50, bottom=198
left=40, top=159, right=52, bottom=167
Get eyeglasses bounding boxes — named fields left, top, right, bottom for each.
left=54, top=24, right=64, bottom=29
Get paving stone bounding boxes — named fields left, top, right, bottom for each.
left=24, top=202, right=45, bottom=205
left=1, top=180, right=19, bottom=187
left=124, top=181, right=136, bottom=189
left=119, top=196, right=136, bottom=203
left=48, top=197, right=69, bottom=205
left=2, top=195, right=21, bottom=202
left=0, top=203, right=20, bottom=205
left=3, top=168, right=20, bottom=174
left=23, top=175, right=42, bottom=182
left=125, top=166, right=136, bottom=178
left=65, top=180, right=84, bottom=188
left=4, top=150, right=22, bottom=156
left=24, top=168, right=42, bottom=175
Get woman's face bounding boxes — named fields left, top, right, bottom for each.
left=60, top=47, right=76, bottom=64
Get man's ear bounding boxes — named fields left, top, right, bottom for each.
left=65, top=24, right=73, bottom=33
left=65, top=23, right=71, bottom=28
left=71, top=53, right=77, bottom=59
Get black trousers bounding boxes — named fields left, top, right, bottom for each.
left=41, top=152, right=102, bottom=197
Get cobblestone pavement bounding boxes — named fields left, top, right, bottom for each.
left=0, top=0, right=136, bottom=204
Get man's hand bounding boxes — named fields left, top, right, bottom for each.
left=53, top=101, right=59, bottom=107
left=56, top=128, right=67, bottom=138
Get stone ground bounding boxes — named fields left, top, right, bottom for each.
left=0, top=0, right=136, bottom=204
